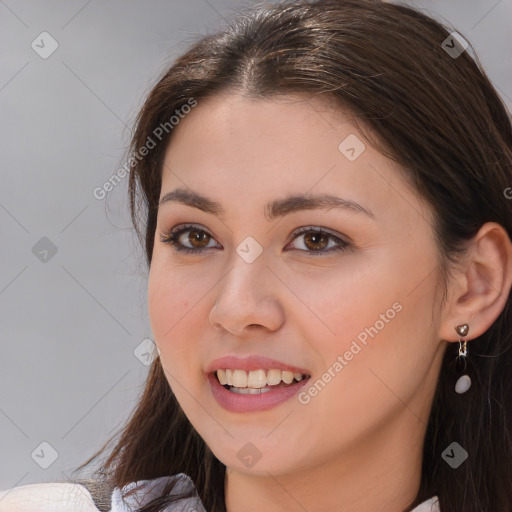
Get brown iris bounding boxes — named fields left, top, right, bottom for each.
left=302, top=231, right=329, bottom=251
left=187, top=229, right=211, bottom=248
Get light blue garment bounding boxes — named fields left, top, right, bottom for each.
left=109, top=474, right=440, bottom=512
left=110, top=474, right=206, bottom=512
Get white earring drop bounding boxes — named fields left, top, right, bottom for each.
left=455, top=374, right=471, bottom=394
left=454, top=323, right=471, bottom=394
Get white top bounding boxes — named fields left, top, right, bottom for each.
left=0, top=474, right=440, bottom=511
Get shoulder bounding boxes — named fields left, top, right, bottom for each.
left=411, top=495, right=441, bottom=512
left=0, top=482, right=101, bottom=512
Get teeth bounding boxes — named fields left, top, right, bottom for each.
left=215, top=369, right=308, bottom=389
left=230, top=387, right=273, bottom=394
left=267, top=369, right=282, bottom=386
left=282, top=371, right=294, bottom=384
left=232, top=369, right=248, bottom=388
left=217, top=369, right=228, bottom=385
left=247, top=369, right=267, bottom=388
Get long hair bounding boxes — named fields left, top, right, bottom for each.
left=73, top=1, right=512, bottom=510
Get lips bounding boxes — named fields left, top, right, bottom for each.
left=208, top=371, right=311, bottom=412
left=205, top=355, right=312, bottom=412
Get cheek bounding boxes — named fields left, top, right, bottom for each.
left=147, top=268, right=206, bottom=408
left=147, top=260, right=198, bottom=354
left=291, top=247, right=436, bottom=395
left=314, top=271, right=436, bottom=416
left=288, top=262, right=392, bottom=353
left=147, top=255, right=223, bottom=388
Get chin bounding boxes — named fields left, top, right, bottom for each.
left=206, top=436, right=303, bottom=476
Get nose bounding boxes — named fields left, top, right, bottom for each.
left=208, top=255, right=285, bottom=337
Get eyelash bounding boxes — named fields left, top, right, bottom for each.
left=159, top=223, right=351, bottom=256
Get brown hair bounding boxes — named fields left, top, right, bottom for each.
left=73, top=1, right=512, bottom=510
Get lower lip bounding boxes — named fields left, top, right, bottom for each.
left=208, top=372, right=310, bottom=413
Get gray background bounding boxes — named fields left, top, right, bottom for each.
left=1, top=0, right=511, bottom=489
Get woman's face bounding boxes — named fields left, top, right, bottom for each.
left=148, top=93, right=447, bottom=476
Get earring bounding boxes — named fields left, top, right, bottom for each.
left=454, top=323, right=471, bottom=394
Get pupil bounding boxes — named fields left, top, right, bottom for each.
left=190, top=230, right=208, bottom=247
left=306, top=232, right=327, bottom=250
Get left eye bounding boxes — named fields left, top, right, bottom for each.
left=160, top=224, right=350, bottom=255
left=289, top=227, right=350, bottom=254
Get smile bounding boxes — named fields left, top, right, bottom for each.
left=216, top=368, right=308, bottom=390
left=209, top=369, right=311, bottom=412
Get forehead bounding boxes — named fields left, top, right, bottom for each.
left=159, top=92, right=432, bottom=231
left=165, top=92, right=348, bottom=159
left=162, top=93, right=363, bottom=187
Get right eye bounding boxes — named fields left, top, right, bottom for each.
left=160, top=224, right=221, bottom=254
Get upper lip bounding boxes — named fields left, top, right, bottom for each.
left=205, top=355, right=311, bottom=375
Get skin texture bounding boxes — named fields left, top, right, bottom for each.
left=147, top=93, right=512, bottom=512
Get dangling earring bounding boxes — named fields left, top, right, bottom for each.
left=454, top=323, right=471, bottom=394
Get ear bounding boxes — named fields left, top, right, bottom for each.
left=439, top=222, right=512, bottom=343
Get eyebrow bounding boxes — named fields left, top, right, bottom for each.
left=158, top=188, right=376, bottom=221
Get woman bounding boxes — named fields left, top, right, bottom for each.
left=2, top=0, right=511, bottom=511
